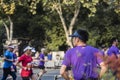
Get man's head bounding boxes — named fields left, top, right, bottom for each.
left=7, top=44, right=15, bottom=52
left=23, top=46, right=32, bottom=55
left=69, top=29, right=89, bottom=46
left=41, top=48, right=45, bottom=53
left=110, top=37, right=119, bottom=46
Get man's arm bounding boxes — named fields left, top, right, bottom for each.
left=60, top=65, right=70, bottom=80
left=14, top=56, right=27, bottom=70
left=99, top=62, right=108, bottom=78
left=3, top=57, right=13, bottom=62
left=117, top=54, right=120, bottom=58
left=15, top=61, right=22, bottom=68
left=15, top=61, right=27, bottom=70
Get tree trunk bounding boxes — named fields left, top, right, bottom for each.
left=55, top=2, right=80, bottom=48
left=55, top=5, right=72, bottom=47
left=2, top=16, right=13, bottom=45
left=8, top=16, right=13, bottom=43
left=2, top=20, right=10, bottom=41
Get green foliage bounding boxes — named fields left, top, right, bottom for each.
left=77, top=0, right=120, bottom=47
left=43, top=0, right=99, bottom=17
left=0, top=0, right=40, bottom=16
left=80, top=0, right=99, bottom=17
left=0, top=0, right=15, bottom=15
left=43, top=10, right=66, bottom=50
left=1, top=0, right=120, bottom=53
left=103, top=0, right=120, bottom=14
left=12, top=3, right=66, bottom=51
left=0, top=21, right=5, bottom=55
left=45, top=26, right=66, bottom=50
left=66, top=1, right=113, bottom=48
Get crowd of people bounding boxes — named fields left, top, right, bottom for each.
left=1, top=29, right=120, bottom=80
left=1, top=45, right=48, bottom=80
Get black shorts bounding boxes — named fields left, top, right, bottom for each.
left=2, top=67, right=16, bottom=80
left=39, top=65, right=45, bottom=69
left=80, top=78, right=98, bottom=80
left=22, top=77, right=30, bottom=80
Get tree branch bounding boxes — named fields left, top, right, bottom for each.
left=8, top=15, right=13, bottom=42
left=1, top=19, right=10, bottom=41
left=69, top=1, right=80, bottom=35
left=55, top=4, right=72, bottom=46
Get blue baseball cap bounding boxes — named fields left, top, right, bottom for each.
left=69, top=29, right=89, bottom=42
left=69, top=31, right=83, bottom=40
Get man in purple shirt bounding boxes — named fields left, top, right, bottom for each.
left=107, top=38, right=119, bottom=57
left=60, top=29, right=107, bottom=80
left=106, top=38, right=119, bottom=77
left=38, top=48, right=47, bottom=79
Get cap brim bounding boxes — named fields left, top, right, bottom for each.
left=23, top=46, right=32, bottom=52
left=8, top=46, right=14, bottom=49
left=32, top=49, right=36, bottom=53
left=69, top=31, right=83, bottom=40
left=69, top=35, right=78, bottom=37
left=69, top=31, right=80, bottom=37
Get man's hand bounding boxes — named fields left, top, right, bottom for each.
left=2, top=57, right=6, bottom=61
left=99, top=62, right=108, bottom=78
left=60, top=65, right=70, bottom=80
left=45, top=59, right=48, bottom=62
left=22, top=67, right=27, bottom=70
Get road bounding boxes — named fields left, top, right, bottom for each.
left=0, top=68, right=64, bottom=80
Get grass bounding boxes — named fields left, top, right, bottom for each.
left=100, top=69, right=116, bottom=80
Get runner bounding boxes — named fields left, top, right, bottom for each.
left=15, top=46, right=35, bottom=80
left=1, top=44, right=17, bottom=80
left=37, top=48, right=47, bottom=80
left=106, top=38, right=120, bottom=79
left=13, top=47, right=18, bottom=73
left=101, top=45, right=108, bottom=57
left=60, top=29, right=107, bottom=80
left=47, top=50, right=52, bottom=61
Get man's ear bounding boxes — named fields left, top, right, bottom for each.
left=77, top=37, right=81, bottom=42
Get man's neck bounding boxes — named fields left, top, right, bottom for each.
left=77, top=42, right=86, bottom=47
left=112, top=44, right=117, bottom=47
left=25, top=52, right=30, bottom=56
left=8, top=49, right=12, bottom=52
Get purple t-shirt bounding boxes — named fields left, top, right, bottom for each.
left=39, top=53, right=45, bottom=66
left=62, top=45, right=103, bottom=80
left=107, top=45, right=119, bottom=56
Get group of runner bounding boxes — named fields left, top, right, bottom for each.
left=1, top=45, right=47, bottom=80
left=1, top=29, right=120, bottom=80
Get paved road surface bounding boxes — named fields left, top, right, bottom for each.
left=0, top=68, right=64, bottom=80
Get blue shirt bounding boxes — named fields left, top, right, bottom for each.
left=47, top=54, right=52, bottom=60
left=3, top=50, right=13, bottom=68
left=62, top=45, right=103, bottom=80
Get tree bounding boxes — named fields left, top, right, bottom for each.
left=43, top=0, right=99, bottom=47
left=80, top=0, right=120, bottom=47
left=0, top=0, right=40, bottom=45
left=103, top=0, right=120, bottom=14
left=0, top=1, right=15, bottom=45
